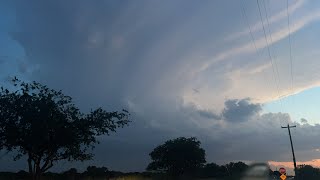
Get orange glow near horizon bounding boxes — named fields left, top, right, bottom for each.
left=268, top=159, right=320, bottom=175
left=269, top=159, right=320, bottom=169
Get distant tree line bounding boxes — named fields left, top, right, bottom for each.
left=295, top=164, right=320, bottom=180
left=0, top=163, right=250, bottom=180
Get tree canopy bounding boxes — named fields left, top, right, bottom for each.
left=296, top=164, right=320, bottom=180
left=147, top=137, right=206, bottom=176
left=198, top=163, right=227, bottom=178
left=84, top=166, right=109, bottom=176
left=0, top=78, right=130, bottom=180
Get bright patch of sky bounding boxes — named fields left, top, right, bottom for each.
left=264, top=87, right=320, bottom=125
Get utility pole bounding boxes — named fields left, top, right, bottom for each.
left=281, top=124, right=297, bottom=174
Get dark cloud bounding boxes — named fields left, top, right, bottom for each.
left=222, top=99, right=262, bottom=122
left=196, top=109, right=221, bottom=119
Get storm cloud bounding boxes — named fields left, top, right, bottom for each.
left=222, top=99, right=262, bottom=122
left=1, top=0, right=320, bottom=173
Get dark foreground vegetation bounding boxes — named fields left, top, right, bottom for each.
left=0, top=164, right=316, bottom=180
left=0, top=163, right=249, bottom=180
left=1, top=164, right=316, bottom=180
left=0, top=78, right=130, bottom=180
left=295, top=164, right=320, bottom=180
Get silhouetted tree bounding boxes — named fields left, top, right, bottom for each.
left=147, top=137, right=206, bottom=176
left=63, top=168, right=78, bottom=174
left=198, top=163, right=224, bottom=178
left=224, top=161, right=248, bottom=176
left=296, top=164, right=320, bottom=180
left=0, top=78, right=130, bottom=180
left=84, top=166, right=108, bottom=176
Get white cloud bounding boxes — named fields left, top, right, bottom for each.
left=225, top=0, right=306, bottom=41
left=247, top=62, right=272, bottom=74
left=197, top=10, right=320, bottom=73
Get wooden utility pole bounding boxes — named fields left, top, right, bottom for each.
left=281, top=124, right=297, bottom=174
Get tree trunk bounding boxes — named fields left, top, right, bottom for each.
left=34, top=162, right=42, bottom=180
left=28, top=157, right=33, bottom=174
left=28, top=154, right=37, bottom=180
left=28, top=154, right=54, bottom=180
left=28, top=156, right=43, bottom=180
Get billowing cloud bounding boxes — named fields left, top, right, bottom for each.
left=222, top=99, right=262, bottom=122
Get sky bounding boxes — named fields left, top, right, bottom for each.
left=1, top=0, right=320, bottom=175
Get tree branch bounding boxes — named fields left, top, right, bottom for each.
left=42, top=160, right=53, bottom=172
left=40, top=159, right=51, bottom=172
left=40, top=151, right=56, bottom=172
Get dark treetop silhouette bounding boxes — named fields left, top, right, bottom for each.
left=0, top=77, right=130, bottom=180
left=147, top=137, right=206, bottom=176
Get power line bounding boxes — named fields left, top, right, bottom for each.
left=240, top=1, right=259, bottom=53
left=287, top=0, right=294, bottom=100
left=262, top=0, right=281, bottom=81
left=256, top=0, right=284, bottom=111
left=261, top=0, right=289, bottom=125
left=241, top=1, right=278, bottom=116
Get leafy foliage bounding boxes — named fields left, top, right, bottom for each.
left=147, top=137, right=206, bottom=176
left=198, top=163, right=228, bottom=178
left=0, top=77, right=130, bottom=179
